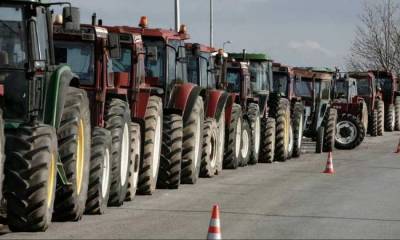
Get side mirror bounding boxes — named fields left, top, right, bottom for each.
left=63, top=7, right=80, bottom=31
left=108, top=33, right=121, bottom=59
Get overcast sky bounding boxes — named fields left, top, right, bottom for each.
left=64, top=0, right=368, bottom=69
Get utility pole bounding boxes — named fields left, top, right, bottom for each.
left=175, top=0, right=180, bottom=32
left=210, top=0, right=214, bottom=47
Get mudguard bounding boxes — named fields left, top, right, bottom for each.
left=168, top=83, right=203, bottom=123
left=206, top=90, right=229, bottom=121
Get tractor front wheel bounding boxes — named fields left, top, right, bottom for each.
left=335, top=114, right=365, bottom=150
left=200, top=118, right=218, bottom=177
left=292, top=103, right=304, bottom=158
left=395, top=97, right=400, bottom=131
left=377, top=100, right=385, bottom=136
left=125, top=123, right=141, bottom=200
left=239, top=120, right=251, bottom=167
left=223, top=104, right=242, bottom=169
left=323, top=108, right=337, bottom=152
left=215, top=112, right=225, bottom=175
left=259, top=118, right=276, bottom=163
left=247, top=103, right=261, bottom=165
left=369, top=110, right=378, bottom=137
left=385, top=104, right=395, bottom=132
left=316, top=126, right=324, bottom=154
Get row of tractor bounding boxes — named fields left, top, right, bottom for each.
left=0, top=0, right=397, bottom=233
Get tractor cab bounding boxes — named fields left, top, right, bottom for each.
left=185, top=43, right=215, bottom=89
left=272, top=63, right=297, bottom=99
left=225, top=59, right=251, bottom=106
left=333, top=76, right=358, bottom=103
left=349, top=72, right=377, bottom=112
left=370, top=70, right=398, bottom=108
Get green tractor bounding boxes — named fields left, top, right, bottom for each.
left=0, top=1, right=91, bottom=231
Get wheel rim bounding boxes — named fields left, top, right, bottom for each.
left=254, top=117, right=261, bottom=155
left=336, top=120, right=357, bottom=145
left=297, top=117, right=303, bottom=148
left=132, top=132, right=140, bottom=189
left=193, top=118, right=202, bottom=170
left=152, top=116, right=161, bottom=179
left=217, top=116, right=225, bottom=169
left=210, top=130, right=217, bottom=169
left=120, top=123, right=130, bottom=186
left=235, top=118, right=242, bottom=158
left=76, top=119, right=85, bottom=194
left=241, top=127, right=249, bottom=159
left=288, top=124, right=294, bottom=153
left=392, top=112, right=395, bottom=129
left=47, top=154, right=56, bottom=208
left=101, top=148, right=111, bottom=198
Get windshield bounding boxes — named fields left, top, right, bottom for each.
left=273, top=72, right=288, bottom=96
left=249, top=62, right=263, bottom=92
left=0, top=6, right=27, bottom=69
left=112, top=47, right=132, bottom=78
left=187, top=53, right=199, bottom=85
left=295, top=79, right=318, bottom=97
left=55, top=41, right=95, bottom=85
left=143, top=38, right=166, bottom=86
left=357, top=78, right=370, bottom=96
left=335, top=80, right=348, bottom=98
left=227, top=68, right=241, bottom=93
left=376, top=78, right=392, bottom=92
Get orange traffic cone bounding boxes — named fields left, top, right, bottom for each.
left=323, top=152, right=335, bottom=174
left=395, top=138, right=400, bottom=153
left=207, top=205, right=222, bottom=240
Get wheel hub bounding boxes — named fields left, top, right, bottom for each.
left=120, top=123, right=130, bottom=186
left=76, top=119, right=85, bottom=194
left=235, top=118, right=242, bottom=159
left=102, top=149, right=111, bottom=198
left=336, top=120, right=357, bottom=145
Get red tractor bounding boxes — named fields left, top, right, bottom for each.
left=370, top=70, right=400, bottom=132
left=331, top=75, right=367, bottom=149
left=349, top=72, right=385, bottom=137
left=185, top=43, right=228, bottom=177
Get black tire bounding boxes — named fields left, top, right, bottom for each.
left=259, top=118, right=276, bottom=163
left=361, top=101, right=369, bottom=132
left=335, top=114, right=365, bottom=150
left=385, top=104, right=395, bottom=132
left=157, top=114, right=182, bottom=189
left=239, top=120, right=251, bottom=167
left=247, top=103, right=261, bottom=165
left=292, top=103, right=304, bottom=158
left=215, top=112, right=225, bottom=175
left=377, top=100, right=384, bottom=136
left=125, top=123, right=141, bottom=201
left=181, top=97, right=204, bottom=184
left=53, top=87, right=91, bottom=221
left=200, top=118, right=218, bottom=178
left=137, top=96, right=162, bottom=195
left=104, top=99, right=131, bottom=206
left=223, top=104, right=242, bottom=169
left=270, top=98, right=290, bottom=162
left=323, top=108, right=337, bottom=152
left=5, top=124, right=57, bottom=232
left=85, top=127, right=112, bottom=215
left=395, top=97, right=400, bottom=131
left=369, top=110, right=378, bottom=137
left=316, top=126, right=324, bottom=154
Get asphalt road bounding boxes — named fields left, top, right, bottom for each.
left=2, top=133, right=400, bottom=239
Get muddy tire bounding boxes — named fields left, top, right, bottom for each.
left=215, top=112, right=225, bottom=175
left=53, top=87, right=91, bottom=221
left=335, top=114, right=365, bottom=150
left=385, top=104, right=395, bottom=132
left=239, top=120, right=251, bottom=167
left=369, top=110, right=378, bottom=137
left=247, top=104, right=261, bottom=165
left=85, top=128, right=112, bottom=214
left=125, top=123, right=141, bottom=200
left=323, top=108, right=337, bottom=152
left=316, top=126, right=324, bottom=154
left=377, top=100, right=384, bottom=136
left=137, top=96, right=162, bottom=194
left=395, top=97, right=400, bottom=131
left=157, top=114, right=182, bottom=189
left=5, top=124, right=57, bottom=232
left=292, top=103, right=304, bottom=158
left=181, top=97, right=204, bottom=184
left=223, top=104, right=242, bottom=169
left=200, top=119, right=218, bottom=178
left=259, top=118, right=276, bottom=163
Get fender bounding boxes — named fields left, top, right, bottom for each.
left=206, top=90, right=229, bottom=121
left=168, top=83, right=203, bottom=123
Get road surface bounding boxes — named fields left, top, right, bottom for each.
left=2, top=133, right=400, bottom=239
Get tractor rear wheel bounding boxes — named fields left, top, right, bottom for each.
left=239, top=120, right=251, bottom=167
left=361, top=101, right=369, bottom=132
left=259, top=118, right=276, bottom=163
left=369, top=110, right=378, bottom=137
left=181, top=97, right=204, bottom=184
left=270, top=99, right=290, bottom=162
left=53, top=87, right=91, bottom=221
left=5, top=124, right=56, bottom=232
left=215, top=112, right=225, bottom=175
left=85, top=127, right=112, bottom=214
left=138, top=96, right=162, bottom=194
left=247, top=103, right=261, bottom=165
left=125, top=123, right=141, bottom=200
left=315, top=126, right=324, bottom=153
left=323, top=108, right=337, bottom=152
left=157, top=114, right=182, bottom=189
left=292, top=103, right=304, bottom=158
left=377, top=100, right=385, bottom=136
left=385, top=104, right=395, bottom=132
left=395, top=97, right=400, bottom=131
left=200, top=119, right=218, bottom=177
left=335, top=114, right=365, bottom=150
left=223, top=104, right=242, bottom=169
left=104, top=99, right=132, bottom=206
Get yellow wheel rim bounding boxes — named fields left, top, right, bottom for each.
left=76, top=119, right=85, bottom=194
left=284, top=109, right=290, bottom=153
left=47, top=154, right=56, bottom=209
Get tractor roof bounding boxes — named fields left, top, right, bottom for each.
left=114, top=25, right=189, bottom=42
left=272, top=62, right=292, bottom=73
left=229, top=53, right=271, bottom=62
left=106, top=26, right=144, bottom=42
left=369, top=70, right=397, bottom=80
left=185, top=43, right=216, bottom=53
left=292, top=67, right=314, bottom=79
left=305, top=67, right=335, bottom=73
left=348, top=71, right=375, bottom=80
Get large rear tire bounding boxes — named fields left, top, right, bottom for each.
left=259, top=118, right=276, bottom=163
left=385, top=104, right=395, bottom=132
left=157, top=114, right=182, bottom=189
left=125, top=123, right=141, bottom=200
left=85, top=127, right=112, bottom=214
left=104, top=99, right=131, bottom=206
left=5, top=124, right=56, bottom=232
left=292, top=103, right=304, bottom=158
left=323, top=108, right=337, bottom=152
left=269, top=95, right=290, bottom=162
left=53, top=87, right=91, bottom=221
left=316, top=126, right=324, bottom=154
left=395, top=97, right=400, bottom=131
left=239, top=120, right=251, bottom=167
left=223, top=104, right=242, bottom=169
left=181, top=97, right=204, bottom=184
left=377, top=100, right=385, bottom=136
left=138, top=96, right=162, bottom=194
left=369, top=110, right=378, bottom=137
left=247, top=103, right=261, bottom=165
left=200, top=119, right=218, bottom=177
left=335, top=114, right=365, bottom=150
left=215, top=112, right=225, bottom=175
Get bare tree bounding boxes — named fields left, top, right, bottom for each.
left=348, top=0, right=400, bottom=73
